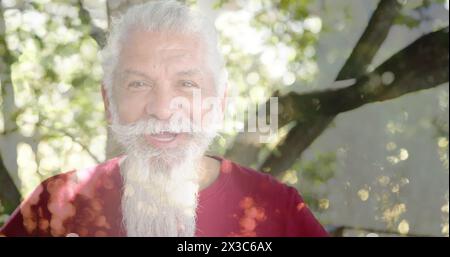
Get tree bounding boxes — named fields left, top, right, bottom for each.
left=0, top=0, right=448, bottom=233
left=0, top=0, right=105, bottom=224
left=1, top=1, right=22, bottom=214
left=223, top=0, right=448, bottom=179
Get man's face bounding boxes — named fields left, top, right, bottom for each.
left=107, top=29, right=223, bottom=236
left=111, top=29, right=220, bottom=150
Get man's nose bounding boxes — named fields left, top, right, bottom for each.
left=145, top=87, right=175, bottom=121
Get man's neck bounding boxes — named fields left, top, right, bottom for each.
left=198, top=155, right=221, bottom=191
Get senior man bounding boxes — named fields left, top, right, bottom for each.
left=0, top=0, right=328, bottom=237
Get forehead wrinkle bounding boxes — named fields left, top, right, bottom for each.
left=176, top=68, right=203, bottom=77
left=121, top=69, right=154, bottom=80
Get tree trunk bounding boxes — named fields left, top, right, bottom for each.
left=0, top=154, right=21, bottom=215
left=0, top=2, right=21, bottom=214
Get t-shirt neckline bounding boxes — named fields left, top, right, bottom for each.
left=114, top=154, right=231, bottom=201
left=199, top=155, right=231, bottom=201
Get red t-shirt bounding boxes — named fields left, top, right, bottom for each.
left=0, top=156, right=328, bottom=237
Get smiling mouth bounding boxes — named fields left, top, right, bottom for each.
left=149, top=132, right=178, bottom=141
left=144, top=132, right=181, bottom=147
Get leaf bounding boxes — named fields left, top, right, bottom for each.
left=394, top=14, right=421, bottom=29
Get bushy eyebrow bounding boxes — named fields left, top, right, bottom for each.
left=175, top=69, right=204, bottom=77
left=119, top=68, right=203, bottom=82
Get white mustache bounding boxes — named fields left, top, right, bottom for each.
left=110, top=115, right=218, bottom=138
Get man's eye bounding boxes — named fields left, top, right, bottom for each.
left=180, top=81, right=198, bottom=88
left=128, top=81, right=150, bottom=90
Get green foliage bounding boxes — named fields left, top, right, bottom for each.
left=213, top=0, right=320, bottom=162
left=2, top=0, right=105, bottom=196
left=394, top=13, right=422, bottom=28
left=301, top=152, right=336, bottom=183
left=394, top=0, right=447, bottom=28
left=295, top=152, right=336, bottom=213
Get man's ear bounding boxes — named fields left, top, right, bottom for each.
left=101, top=83, right=112, bottom=124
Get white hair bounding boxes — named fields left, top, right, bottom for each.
left=101, top=0, right=228, bottom=102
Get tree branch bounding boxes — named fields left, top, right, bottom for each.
left=277, top=27, right=449, bottom=120
left=261, top=27, right=449, bottom=177
left=77, top=0, right=107, bottom=48
left=225, top=0, right=403, bottom=167
left=337, top=0, right=402, bottom=79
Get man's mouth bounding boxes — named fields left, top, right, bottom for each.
left=150, top=132, right=178, bottom=141
left=144, top=132, right=181, bottom=148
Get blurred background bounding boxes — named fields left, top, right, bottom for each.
left=0, top=0, right=448, bottom=236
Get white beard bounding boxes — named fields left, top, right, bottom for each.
left=110, top=110, right=219, bottom=237
left=120, top=152, right=201, bottom=237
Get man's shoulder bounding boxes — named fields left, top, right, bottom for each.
left=41, top=156, right=122, bottom=189
left=221, top=157, right=300, bottom=198
left=0, top=156, right=123, bottom=236
left=17, top=156, right=121, bottom=211
left=0, top=155, right=120, bottom=236
left=21, top=155, right=122, bottom=208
